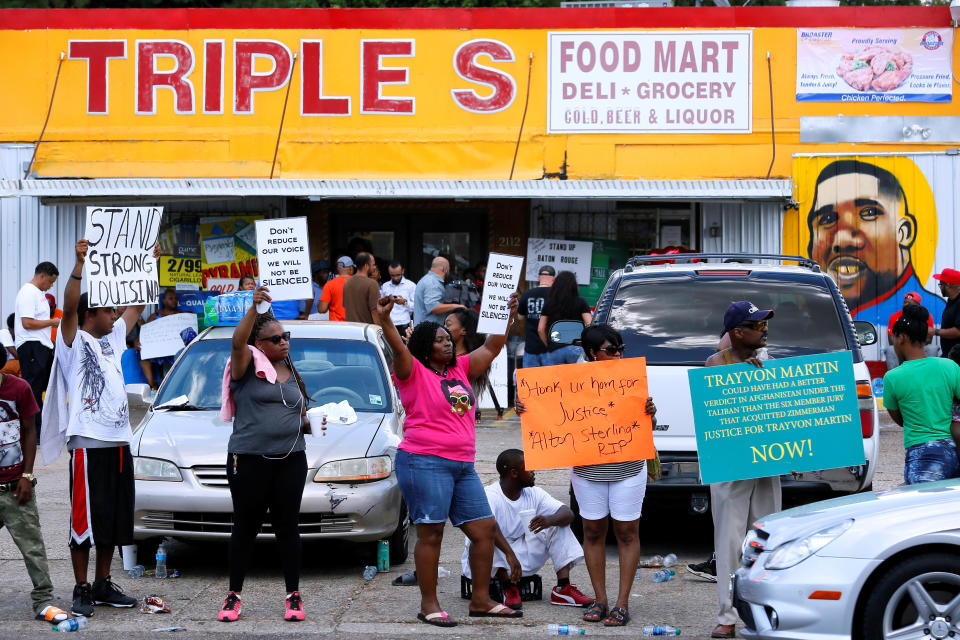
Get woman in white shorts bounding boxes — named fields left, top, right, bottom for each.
left=572, top=324, right=656, bottom=628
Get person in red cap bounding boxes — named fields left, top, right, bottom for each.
left=934, top=268, right=960, bottom=359
left=884, top=292, right=934, bottom=370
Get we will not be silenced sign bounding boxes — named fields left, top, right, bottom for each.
left=688, top=351, right=865, bottom=484
left=517, top=358, right=654, bottom=471
left=84, top=206, right=163, bottom=307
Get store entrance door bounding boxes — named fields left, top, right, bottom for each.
left=330, top=205, right=488, bottom=280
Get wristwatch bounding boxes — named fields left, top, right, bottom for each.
left=935, top=328, right=940, bottom=336
left=21, top=473, right=35, bottom=482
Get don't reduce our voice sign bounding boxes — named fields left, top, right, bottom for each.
left=688, top=351, right=865, bottom=484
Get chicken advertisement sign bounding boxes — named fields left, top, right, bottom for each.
left=796, top=29, right=953, bottom=103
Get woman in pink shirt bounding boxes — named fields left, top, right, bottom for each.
left=376, top=293, right=520, bottom=628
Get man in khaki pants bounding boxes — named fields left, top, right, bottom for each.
left=704, top=301, right=782, bottom=639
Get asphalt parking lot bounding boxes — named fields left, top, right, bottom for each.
left=0, top=411, right=906, bottom=639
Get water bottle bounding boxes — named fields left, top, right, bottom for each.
left=155, top=542, right=167, bottom=579
left=641, top=624, right=681, bottom=636
left=376, top=539, right=390, bottom=573
left=437, top=566, right=451, bottom=578
left=362, top=565, right=377, bottom=580
left=546, top=623, right=586, bottom=635
left=127, top=564, right=145, bottom=579
left=634, top=567, right=642, bottom=581
left=652, top=569, right=676, bottom=583
left=53, top=617, right=88, bottom=632
left=663, top=553, right=678, bottom=568
left=639, top=554, right=664, bottom=568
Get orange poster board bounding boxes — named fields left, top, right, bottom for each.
left=517, top=358, right=654, bottom=471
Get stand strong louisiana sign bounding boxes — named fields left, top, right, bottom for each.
left=688, top=351, right=865, bottom=484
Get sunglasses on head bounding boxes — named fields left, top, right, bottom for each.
left=259, top=331, right=291, bottom=345
left=737, top=321, right=769, bottom=332
left=601, top=344, right=625, bottom=355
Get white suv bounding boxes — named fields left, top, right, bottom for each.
left=580, top=254, right=880, bottom=514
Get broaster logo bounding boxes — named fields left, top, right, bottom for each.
left=920, top=31, right=943, bottom=51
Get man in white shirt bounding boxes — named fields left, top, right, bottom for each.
left=462, top=449, right=591, bottom=611
left=15, top=262, right=60, bottom=438
left=54, top=239, right=158, bottom=618
left=380, top=262, right=416, bottom=335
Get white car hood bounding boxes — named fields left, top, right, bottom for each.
left=755, top=479, right=960, bottom=553
left=134, top=409, right=386, bottom=469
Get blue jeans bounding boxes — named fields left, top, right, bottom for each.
left=522, top=351, right=550, bottom=368
left=549, top=345, right=584, bottom=365
left=904, top=438, right=960, bottom=485
left=395, top=450, right=493, bottom=527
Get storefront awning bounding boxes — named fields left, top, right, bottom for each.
left=13, top=178, right=791, bottom=201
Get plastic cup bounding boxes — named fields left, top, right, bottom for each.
left=518, top=509, right=536, bottom=533
left=121, top=545, right=137, bottom=571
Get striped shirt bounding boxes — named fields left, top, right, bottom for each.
left=573, top=459, right=646, bottom=482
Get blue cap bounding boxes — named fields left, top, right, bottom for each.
left=336, top=256, right=354, bottom=269
left=311, top=259, right=329, bottom=273
left=723, top=301, right=774, bottom=335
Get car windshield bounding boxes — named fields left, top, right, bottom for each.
left=154, top=337, right=392, bottom=412
left=602, top=273, right=850, bottom=365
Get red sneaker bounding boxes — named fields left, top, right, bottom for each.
left=503, top=584, right=523, bottom=610
left=551, top=583, right=593, bottom=607
left=218, top=591, right=241, bottom=622
left=284, top=591, right=305, bottom=621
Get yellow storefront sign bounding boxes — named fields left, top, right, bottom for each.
left=0, top=9, right=955, bottom=180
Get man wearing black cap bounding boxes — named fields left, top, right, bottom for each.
left=704, top=301, right=782, bottom=640
left=517, top=266, right=555, bottom=368
left=934, top=268, right=960, bottom=358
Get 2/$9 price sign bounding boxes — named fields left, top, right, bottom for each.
left=547, top=31, right=752, bottom=134
left=688, top=351, right=866, bottom=484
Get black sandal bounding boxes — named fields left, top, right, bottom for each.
left=583, top=601, right=607, bottom=622
left=603, top=606, right=630, bottom=627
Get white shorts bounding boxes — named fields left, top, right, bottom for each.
left=570, top=470, right=647, bottom=522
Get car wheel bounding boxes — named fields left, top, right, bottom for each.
left=388, top=500, right=409, bottom=565
left=861, top=552, right=960, bottom=640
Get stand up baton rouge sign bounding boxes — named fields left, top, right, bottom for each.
left=547, top=31, right=752, bottom=134
left=84, top=206, right=163, bottom=307
left=688, top=352, right=865, bottom=484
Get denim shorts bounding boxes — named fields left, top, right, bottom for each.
left=395, top=450, right=493, bottom=527
left=904, top=437, right=960, bottom=485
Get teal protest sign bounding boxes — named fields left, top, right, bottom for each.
left=688, top=351, right=865, bottom=484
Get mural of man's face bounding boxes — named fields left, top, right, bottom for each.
left=809, top=172, right=913, bottom=309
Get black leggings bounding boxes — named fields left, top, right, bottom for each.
left=226, top=451, right=307, bottom=593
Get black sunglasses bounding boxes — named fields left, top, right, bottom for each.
left=601, top=344, right=625, bottom=355
left=260, top=331, right=291, bottom=344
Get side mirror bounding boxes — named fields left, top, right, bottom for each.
left=549, top=320, right=585, bottom=347
left=854, top=321, right=877, bottom=346
left=125, top=383, right=154, bottom=407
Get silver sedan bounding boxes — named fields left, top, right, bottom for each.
left=130, top=322, right=409, bottom=564
left=733, top=479, right=960, bottom=640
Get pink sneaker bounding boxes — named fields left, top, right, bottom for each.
left=285, top=591, right=305, bottom=621
left=218, top=591, right=241, bottom=622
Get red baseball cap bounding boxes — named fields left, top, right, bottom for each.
left=933, top=268, right=960, bottom=286
left=903, top=292, right=922, bottom=303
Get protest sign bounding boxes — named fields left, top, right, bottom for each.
left=84, top=206, right=163, bottom=307
left=477, top=350, right=508, bottom=410
left=255, top=217, right=312, bottom=302
left=688, top=351, right=865, bottom=484
left=525, top=238, right=592, bottom=284
left=477, top=252, right=524, bottom=335
left=517, top=358, right=654, bottom=471
left=139, top=313, right=198, bottom=360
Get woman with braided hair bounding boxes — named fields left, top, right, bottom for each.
left=883, top=303, right=960, bottom=485
left=218, top=286, right=312, bottom=623
left=376, top=293, right=522, bottom=627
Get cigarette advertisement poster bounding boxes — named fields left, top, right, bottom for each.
left=84, top=206, right=162, bottom=307
left=796, top=28, right=953, bottom=103
left=688, top=351, right=865, bottom=484
left=548, top=31, right=752, bottom=134
left=517, top=358, right=654, bottom=471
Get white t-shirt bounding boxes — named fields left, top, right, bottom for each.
left=56, top=317, right=132, bottom=444
left=0, top=329, right=13, bottom=349
left=485, top=482, right=565, bottom=541
left=14, top=283, right=53, bottom=349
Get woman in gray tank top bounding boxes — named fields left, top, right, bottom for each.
left=218, top=286, right=312, bottom=624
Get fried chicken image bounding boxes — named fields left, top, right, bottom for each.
left=836, top=46, right=913, bottom=92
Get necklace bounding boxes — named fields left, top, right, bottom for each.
left=427, top=363, right=447, bottom=377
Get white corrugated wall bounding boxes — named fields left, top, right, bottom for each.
left=700, top=201, right=784, bottom=256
